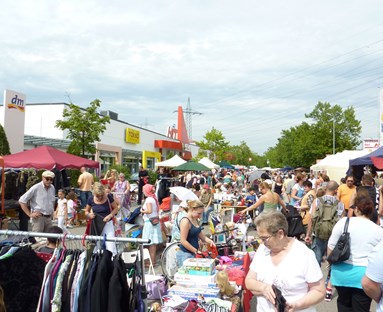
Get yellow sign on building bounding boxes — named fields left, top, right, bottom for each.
left=125, top=128, right=140, bottom=144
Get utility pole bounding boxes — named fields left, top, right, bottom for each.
left=184, top=97, right=202, bottom=140
left=173, top=97, right=202, bottom=141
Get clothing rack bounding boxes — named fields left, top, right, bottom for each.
left=0, top=229, right=150, bottom=311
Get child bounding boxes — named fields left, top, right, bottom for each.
left=55, top=189, right=68, bottom=233
left=36, top=225, right=63, bottom=254
left=66, top=190, right=77, bottom=228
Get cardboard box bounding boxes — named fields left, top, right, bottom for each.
left=167, top=285, right=220, bottom=301
left=174, top=272, right=216, bottom=287
left=182, top=258, right=215, bottom=275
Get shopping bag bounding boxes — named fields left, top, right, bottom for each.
left=146, top=276, right=168, bottom=300
left=284, top=205, right=305, bottom=237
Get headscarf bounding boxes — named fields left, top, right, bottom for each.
left=143, top=184, right=159, bottom=210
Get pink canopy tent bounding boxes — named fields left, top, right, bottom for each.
left=2, top=145, right=99, bottom=170
left=0, top=146, right=99, bottom=214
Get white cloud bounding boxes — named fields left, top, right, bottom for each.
left=1, top=0, right=383, bottom=156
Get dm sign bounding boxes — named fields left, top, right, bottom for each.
left=125, top=128, right=140, bottom=144
left=3, top=89, right=26, bottom=153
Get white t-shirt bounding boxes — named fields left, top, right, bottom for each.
left=328, top=217, right=383, bottom=266
left=57, top=198, right=67, bottom=217
left=142, top=197, right=159, bottom=220
left=249, top=239, right=323, bottom=312
left=365, top=240, right=383, bottom=312
left=67, top=199, right=75, bottom=214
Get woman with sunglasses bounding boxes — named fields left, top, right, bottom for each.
left=245, top=211, right=325, bottom=311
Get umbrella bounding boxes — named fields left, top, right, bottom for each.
left=169, top=186, right=199, bottom=201
left=172, top=160, right=210, bottom=171
left=248, top=170, right=266, bottom=182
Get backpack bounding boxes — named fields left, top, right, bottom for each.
left=312, top=197, right=339, bottom=240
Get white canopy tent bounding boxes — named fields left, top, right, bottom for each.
left=198, top=157, right=219, bottom=169
left=310, top=150, right=369, bottom=182
left=155, top=154, right=186, bottom=168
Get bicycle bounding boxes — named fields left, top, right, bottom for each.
left=160, top=241, right=181, bottom=283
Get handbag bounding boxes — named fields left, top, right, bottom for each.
left=327, top=217, right=351, bottom=264
left=284, top=205, right=305, bottom=237
left=146, top=276, right=168, bottom=300
left=149, top=216, right=160, bottom=226
left=272, top=285, right=286, bottom=312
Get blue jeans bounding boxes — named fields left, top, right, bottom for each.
left=312, top=237, right=328, bottom=266
left=202, top=206, right=214, bottom=224
left=176, top=249, right=194, bottom=267
left=79, top=190, right=92, bottom=208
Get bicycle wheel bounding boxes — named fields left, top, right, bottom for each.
left=161, top=242, right=181, bottom=283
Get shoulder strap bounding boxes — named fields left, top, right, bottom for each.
left=343, top=217, right=350, bottom=233
left=177, top=216, right=192, bottom=230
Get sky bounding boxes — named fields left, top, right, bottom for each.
left=1, top=0, right=383, bottom=155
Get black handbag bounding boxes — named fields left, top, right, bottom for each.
left=272, top=285, right=286, bottom=312
left=284, top=205, right=305, bottom=237
left=327, top=217, right=351, bottom=264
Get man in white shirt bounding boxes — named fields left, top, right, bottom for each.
left=19, top=170, right=56, bottom=232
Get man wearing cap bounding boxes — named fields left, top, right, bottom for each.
left=19, top=170, right=56, bottom=232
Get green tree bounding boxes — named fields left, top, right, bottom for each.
left=195, top=127, right=230, bottom=161
left=55, top=99, right=110, bottom=157
left=265, top=102, right=361, bottom=168
left=230, top=141, right=257, bottom=166
left=0, top=124, right=10, bottom=155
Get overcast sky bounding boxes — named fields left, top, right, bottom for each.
left=1, top=0, right=383, bottom=154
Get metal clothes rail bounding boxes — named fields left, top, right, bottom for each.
left=0, top=230, right=150, bottom=244
left=0, top=229, right=150, bottom=311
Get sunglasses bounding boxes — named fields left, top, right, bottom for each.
left=44, top=177, right=53, bottom=181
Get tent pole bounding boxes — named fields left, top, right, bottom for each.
left=0, top=157, right=4, bottom=214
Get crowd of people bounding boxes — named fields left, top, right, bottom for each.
left=15, top=163, right=383, bottom=312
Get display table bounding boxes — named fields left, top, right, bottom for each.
left=221, top=205, right=246, bottom=212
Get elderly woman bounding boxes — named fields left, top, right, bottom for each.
left=327, top=192, right=383, bottom=311
left=112, top=172, right=130, bottom=211
left=85, top=182, right=120, bottom=254
left=245, top=211, right=325, bottom=312
left=176, top=199, right=215, bottom=267
left=141, top=184, right=163, bottom=266
left=239, top=182, right=287, bottom=216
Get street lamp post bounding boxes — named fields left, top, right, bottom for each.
left=333, top=118, right=335, bottom=154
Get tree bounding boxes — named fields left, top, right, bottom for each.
left=265, top=102, right=362, bottom=168
left=0, top=124, right=10, bottom=155
left=56, top=99, right=110, bottom=157
left=195, top=127, right=230, bottom=161
left=230, top=141, right=257, bottom=166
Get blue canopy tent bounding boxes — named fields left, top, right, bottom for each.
left=348, top=146, right=383, bottom=181
left=349, top=146, right=383, bottom=167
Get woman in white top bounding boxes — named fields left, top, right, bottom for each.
left=141, top=183, right=163, bottom=266
left=328, top=192, right=383, bottom=312
left=245, top=211, right=325, bottom=312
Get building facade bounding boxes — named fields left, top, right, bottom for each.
left=0, top=102, right=198, bottom=173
